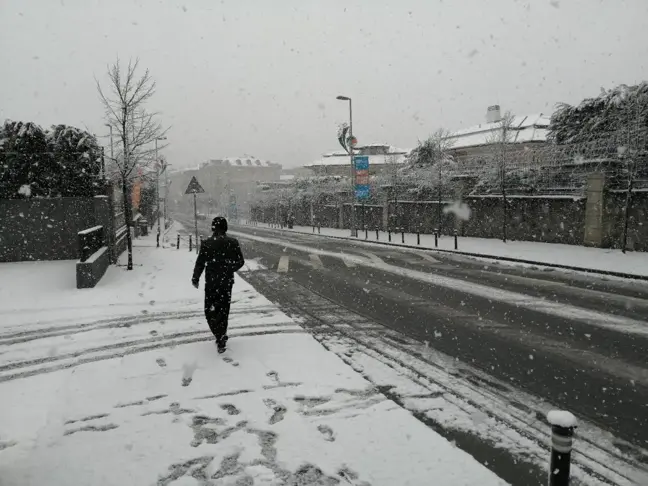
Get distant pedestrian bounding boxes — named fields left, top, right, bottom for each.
left=192, top=216, right=245, bottom=353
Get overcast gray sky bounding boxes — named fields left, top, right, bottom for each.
left=1, top=0, right=647, bottom=169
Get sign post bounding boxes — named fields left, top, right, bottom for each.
left=185, top=176, right=205, bottom=254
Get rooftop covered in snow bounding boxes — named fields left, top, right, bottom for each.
left=305, top=144, right=410, bottom=168
left=170, top=156, right=280, bottom=173
left=445, top=114, right=550, bottom=150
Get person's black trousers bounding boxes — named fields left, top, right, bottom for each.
left=204, top=282, right=233, bottom=342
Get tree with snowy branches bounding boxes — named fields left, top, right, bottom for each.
left=550, top=82, right=648, bottom=250
left=485, top=111, right=516, bottom=242
left=0, top=120, right=101, bottom=199
left=97, top=57, right=168, bottom=270
left=549, top=82, right=648, bottom=146
left=404, top=129, right=456, bottom=228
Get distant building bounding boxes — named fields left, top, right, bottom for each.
left=446, top=106, right=550, bottom=162
left=167, top=156, right=281, bottom=218
left=304, top=144, right=409, bottom=177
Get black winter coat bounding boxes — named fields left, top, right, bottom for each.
left=192, top=234, right=245, bottom=290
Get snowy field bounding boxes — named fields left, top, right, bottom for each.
left=242, top=222, right=648, bottom=278
left=0, top=228, right=507, bottom=485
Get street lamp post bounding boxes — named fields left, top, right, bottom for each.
left=336, top=95, right=357, bottom=237
left=155, top=137, right=167, bottom=236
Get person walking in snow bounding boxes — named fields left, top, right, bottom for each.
left=192, top=216, right=245, bottom=353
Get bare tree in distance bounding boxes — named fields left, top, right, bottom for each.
left=407, top=129, right=455, bottom=231
left=408, top=128, right=454, bottom=167
left=96, top=58, right=168, bottom=270
left=486, top=111, right=516, bottom=242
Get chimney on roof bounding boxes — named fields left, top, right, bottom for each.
left=486, top=105, right=502, bottom=124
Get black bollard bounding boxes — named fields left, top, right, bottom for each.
left=417, top=231, right=420, bottom=245
left=547, top=411, right=577, bottom=486
left=454, top=229, right=458, bottom=250
left=376, top=229, right=379, bottom=240
left=177, top=234, right=180, bottom=250
left=156, top=232, right=160, bottom=248
left=388, top=230, right=391, bottom=242
left=189, top=235, right=192, bottom=252
left=365, top=228, right=368, bottom=240
left=434, top=229, right=439, bottom=248
left=318, top=225, right=321, bottom=234
left=401, top=231, right=405, bottom=244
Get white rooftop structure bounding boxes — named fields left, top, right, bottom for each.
left=304, top=144, right=409, bottom=169
left=169, top=156, right=279, bottom=174
left=446, top=113, right=550, bottom=150
left=203, top=156, right=279, bottom=168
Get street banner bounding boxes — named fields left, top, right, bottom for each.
left=354, top=156, right=370, bottom=199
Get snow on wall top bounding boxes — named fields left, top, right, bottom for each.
left=446, top=114, right=551, bottom=150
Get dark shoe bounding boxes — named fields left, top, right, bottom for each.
left=217, top=335, right=228, bottom=353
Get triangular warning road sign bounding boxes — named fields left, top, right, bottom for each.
left=185, top=176, right=205, bottom=194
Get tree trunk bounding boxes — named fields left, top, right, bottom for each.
left=121, top=176, right=134, bottom=270
left=501, top=156, right=508, bottom=243
left=621, top=162, right=635, bottom=253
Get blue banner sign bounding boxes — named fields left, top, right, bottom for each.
left=354, top=156, right=370, bottom=199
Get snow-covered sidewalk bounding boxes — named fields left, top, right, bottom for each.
left=242, top=222, right=648, bottom=278
left=0, top=227, right=506, bottom=485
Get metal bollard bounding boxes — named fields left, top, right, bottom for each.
left=388, top=230, right=391, bottom=242
left=401, top=231, right=405, bottom=244
left=156, top=232, right=160, bottom=248
left=189, top=235, right=192, bottom=252
left=417, top=231, right=420, bottom=245
left=376, top=229, right=379, bottom=240
left=547, top=411, right=577, bottom=486
left=177, top=234, right=180, bottom=250
left=454, top=229, right=458, bottom=250
left=365, top=228, right=368, bottom=240
left=434, top=228, right=438, bottom=248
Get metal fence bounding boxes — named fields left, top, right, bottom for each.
left=457, top=143, right=648, bottom=196
left=394, top=141, right=648, bottom=199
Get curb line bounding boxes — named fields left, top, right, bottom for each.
left=235, top=224, right=648, bottom=282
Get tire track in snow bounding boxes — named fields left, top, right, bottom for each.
left=0, top=325, right=303, bottom=382
left=0, top=305, right=279, bottom=345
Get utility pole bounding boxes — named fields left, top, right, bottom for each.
left=155, top=136, right=167, bottom=235
left=104, top=123, right=114, bottom=182
left=105, top=124, right=114, bottom=161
